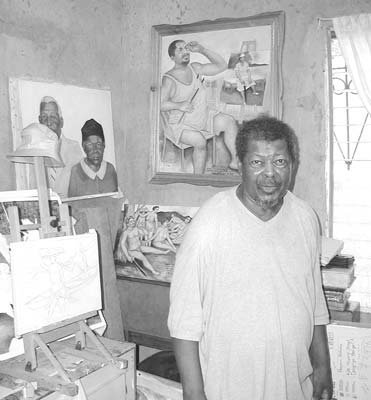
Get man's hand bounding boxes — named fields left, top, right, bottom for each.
left=183, top=393, right=207, bottom=400
left=312, top=364, right=333, bottom=399
left=185, top=41, right=204, bottom=53
left=173, top=339, right=207, bottom=400
left=179, top=101, right=194, bottom=113
left=310, top=325, right=333, bottom=400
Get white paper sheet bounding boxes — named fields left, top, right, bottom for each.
left=328, top=322, right=371, bottom=400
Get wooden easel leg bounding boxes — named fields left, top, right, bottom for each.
left=59, top=204, right=73, bottom=236
left=77, top=321, right=128, bottom=370
left=32, top=333, right=71, bottom=383
left=24, top=332, right=71, bottom=383
left=33, top=156, right=56, bottom=238
left=77, top=321, right=115, bottom=364
left=75, top=324, right=86, bottom=351
left=8, top=206, right=22, bottom=242
left=23, top=333, right=37, bottom=372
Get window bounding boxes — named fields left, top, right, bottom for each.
left=327, top=32, right=371, bottom=313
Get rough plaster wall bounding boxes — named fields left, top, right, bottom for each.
left=2, top=1, right=371, bottom=230
left=122, top=0, right=371, bottom=229
left=0, top=0, right=125, bottom=191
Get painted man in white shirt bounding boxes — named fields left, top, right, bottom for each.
left=38, top=96, right=83, bottom=197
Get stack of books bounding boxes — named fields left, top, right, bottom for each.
left=321, top=254, right=355, bottom=312
left=325, top=254, right=355, bottom=268
left=320, top=237, right=344, bottom=267
left=323, top=288, right=351, bottom=311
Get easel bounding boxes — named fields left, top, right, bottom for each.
left=6, top=156, right=126, bottom=397
left=8, top=156, right=72, bottom=242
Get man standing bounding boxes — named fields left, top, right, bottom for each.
left=161, top=40, right=238, bottom=174
left=168, top=116, right=333, bottom=400
left=38, top=96, right=83, bottom=197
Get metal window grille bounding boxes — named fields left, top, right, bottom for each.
left=327, top=31, right=371, bottom=313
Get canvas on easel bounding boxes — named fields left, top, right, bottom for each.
left=10, top=230, right=101, bottom=337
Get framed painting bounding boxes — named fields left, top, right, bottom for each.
left=8, top=78, right=117, bottom=199
left=149, top=11, right=285, bottom=186
left=114, top=203, right=199, bottom=283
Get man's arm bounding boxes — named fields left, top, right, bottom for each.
left=173, top=338, right=207, bottom=400
left=309, top=325, right=333, bottom=400
left=119, top=231, right=132, bottom=262
left=187, top=41, right=227, bottom=76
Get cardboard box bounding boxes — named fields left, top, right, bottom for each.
left=328, top=322, right=371, bottom=400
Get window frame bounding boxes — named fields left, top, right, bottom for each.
left=324, top=22, right=334, bottom=237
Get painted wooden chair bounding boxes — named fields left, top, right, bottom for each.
left=160, top=111, right=216, bottom=172
left=159, top=111, right=192, bottom=172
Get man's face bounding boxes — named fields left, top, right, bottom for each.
left=171, top=41, right=190, bottom=66
left=82, top=135, right=105, bottom=168
left=39, top=102, right=63, bottom=138
left=238, top=139, right=292, bottom=209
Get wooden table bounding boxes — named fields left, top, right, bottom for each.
left=0, top=336, right=136, bottom=400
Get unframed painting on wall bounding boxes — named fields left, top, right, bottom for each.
left=8, top=78, right=117, bottom=194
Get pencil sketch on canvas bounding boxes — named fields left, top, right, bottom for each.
left=10, top=230, right=101, bottom=337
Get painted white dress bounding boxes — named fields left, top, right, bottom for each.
left=164, top=65, right=213, bottom=145
left=234, top=60, right=256, bottom=92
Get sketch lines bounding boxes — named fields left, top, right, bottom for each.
left=10, top=231, right=101, bottom=336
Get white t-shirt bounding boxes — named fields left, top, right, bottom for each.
left=168, top=187, right=329, bottom=400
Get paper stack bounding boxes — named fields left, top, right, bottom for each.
left=320, top=236, right=344, bottom=267
left=321, top=253, right=356, bottom=312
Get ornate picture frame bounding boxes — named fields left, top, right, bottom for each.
left=149, top=11, right=285, bottom=186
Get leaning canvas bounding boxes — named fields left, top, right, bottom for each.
left=114, top=204, right=199, bottom=283
left=9, top=78, right=117, bottom=197
left=10, top=230, right=101, bottom=337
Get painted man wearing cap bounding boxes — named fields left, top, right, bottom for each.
left=161, top=40, right=239, bottom=174
left=38, top=96, right=83, bottom=197
left=67, top=119, right=118, bottom=197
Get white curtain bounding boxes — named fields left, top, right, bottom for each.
left=333, top=14, right=371, bottom=115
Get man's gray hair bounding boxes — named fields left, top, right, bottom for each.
left=235, top=115, right=300, bottom=166
left=39, top=96, right=63, bottom=117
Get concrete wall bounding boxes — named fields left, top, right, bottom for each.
left=1, top=0, right=371, bottom=229
left=0, top=0, right=125, bottom=189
